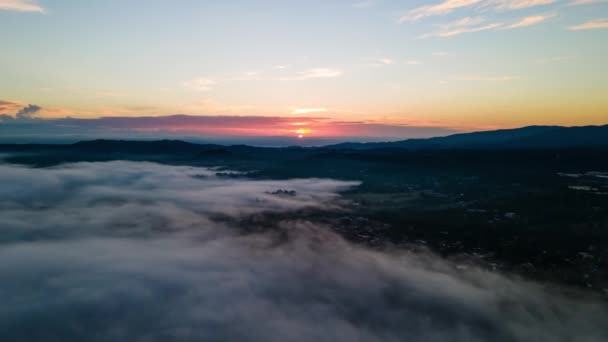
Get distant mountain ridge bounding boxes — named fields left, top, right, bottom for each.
left=324, top=125, right=608, bottom=150
left=1, top=124, right=607, bottom=152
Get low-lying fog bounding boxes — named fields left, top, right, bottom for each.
left=0, top=161, right=606, bottom=341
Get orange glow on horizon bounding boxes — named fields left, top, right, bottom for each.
left=294, top=128, right=312, bottom=135
left=293, top=128, right=313, bottom=138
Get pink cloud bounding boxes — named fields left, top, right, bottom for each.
left=0, top=114, right=459, bottom=141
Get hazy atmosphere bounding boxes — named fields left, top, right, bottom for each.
left=1, top=1, right=607, bottom=341
left=1, top=0, right=607, bottom=143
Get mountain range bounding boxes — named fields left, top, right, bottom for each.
left=1, top=124, right=607, bottom=152
left=325, top=124, right=608, bottom=150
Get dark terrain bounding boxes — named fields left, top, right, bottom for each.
left=2, top=125, right=608, bottom=293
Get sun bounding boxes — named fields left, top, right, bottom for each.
left=293, top=128, right=312, bottom=139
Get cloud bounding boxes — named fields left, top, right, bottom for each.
left=291, top=108, right=328, bottom=115
left=568, top=18, right=608, bottom=30
left=0, top=100, right=26, bottom=115
left=0, top=101, right=43, bottom=120
left=367, top=58, right=394, bottom=67
left=0, top=100, right=78, bottom=120
left=0, top=161, right=358, bottom=222
left=503, top=14, right=553, bottom=29
left=280, top=68, right=344, bottom=80
left=420, top=17, right=504, bottom=38
left=0, top=114, right=460, bottom=141
left=14, top=104, right=41, bottom=119
left=405, top=60, right=423, bottom=65
left=182, top=77, right=217, bottom=91
left=0, top=0, right=44, bottom=12
left=401, top=0, right=485, bottom=21
left=490, top=0, right=556, bottom=10
left=0, top=160, right=606, bottom=341
left=569, top=0, right=607, bottom=5
left=452, top=16, right=487, bottom=26
left=376, top=58, right=394, bottom=65
left=421, top=13, right=551, bottom=38
left=401, top=0, right=557, bottom=21
left=297, top=68, right=343, bottom=79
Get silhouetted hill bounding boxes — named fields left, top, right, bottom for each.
left=325, top=125, right=608, bottom=150
left=1, top=125, right=607, bottom=157
left=71, top=139, right=219, bottom=153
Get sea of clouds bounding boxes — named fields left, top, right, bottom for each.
left=0, top=160, right=606, bottom=342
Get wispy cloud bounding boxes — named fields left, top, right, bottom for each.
left=436, top=23, right=504, bottom=37
left=182, top=77, right=217, bottom=91
left=280, top=68, right=343, bottom=80
left=0, top=112, right=460, bottom=140
left=402, top=0, right=556, bottom=22
left=401, top=0, right=484, bottom=22
left=405, top=60, right=423, bottom=65
left=421, top=13, right=551, bottom=38
left=0, top=0, right=44, bottom=12
left=490, top=0, right=556, bottom=10
left=366, top=58, right=394, bottom=67
left=0, top=100, right=26, bottom=115
left=569, top=0, right=607, bottom=5
left=503, top=14, right=554, bottom=29
left=568, top=18, right=608, bottom=30
left=291, top=108, right=328, bottom=115
left=420, top=16, right=504, bottom=37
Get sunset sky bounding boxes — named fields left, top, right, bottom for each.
left=1, top=0, right=607, bottom=142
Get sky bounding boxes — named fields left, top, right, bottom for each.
left=1, top=0, right=607, bottom=142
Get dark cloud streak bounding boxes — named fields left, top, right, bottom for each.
left=0, top=100, right=459, bottom=144
left=14, top=104, right=42, bottom=120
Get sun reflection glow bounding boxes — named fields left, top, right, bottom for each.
left=293, top=128, right=312, bottom=138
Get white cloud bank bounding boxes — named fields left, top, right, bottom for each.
left=0, top=160, right=606, bottom=341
